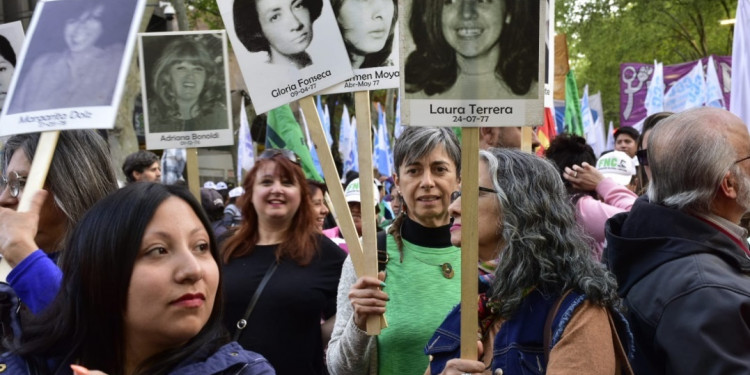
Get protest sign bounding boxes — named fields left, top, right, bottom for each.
left=0, top=0, right=146, bottom=135
left=399, top=0, right=545, bottom=127
left=217, top=0, right=353, bottom=114
left=139, top=31, right=233, bottom=150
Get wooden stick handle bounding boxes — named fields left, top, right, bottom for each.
left=354, top=91, right=382, bottom=335
left=298, top=97, right=364, bottom=268
left=460, top=127, right=479, bottom=359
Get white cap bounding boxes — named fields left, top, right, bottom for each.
left=215, top=181, right=228, bottom=190
left=228, top=187, right=245, bottom=198
left=596, top=150, right=636, bottom=186
left=344, top=178, right=380, bottom=206
left=203, top=181, right=217, bottom=190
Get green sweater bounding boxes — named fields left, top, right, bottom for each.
left=377, top=235, right=462, bottom=374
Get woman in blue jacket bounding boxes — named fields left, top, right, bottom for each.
left=1, top=183, right=274, bottom=375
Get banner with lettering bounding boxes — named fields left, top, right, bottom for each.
left=619, top=55, right=732, bottom=127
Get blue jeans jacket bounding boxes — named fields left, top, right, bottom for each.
left=425, top=289, right=633, bottom=375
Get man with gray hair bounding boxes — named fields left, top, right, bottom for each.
left=605, top=107, right=750, bottom=374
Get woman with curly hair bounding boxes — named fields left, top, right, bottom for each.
left=148, top=36, right=227, bottom=133
left=426, top=149, right=633, bottom=375
left=233, top=0, right=323, bottom=69
left=405, top=0, right=539, bottom=99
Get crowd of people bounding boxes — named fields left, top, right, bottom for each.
left=0, top=107, right=749, bottom=374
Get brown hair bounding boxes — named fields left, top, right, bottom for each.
left=222, top=155, right=319, bottom=265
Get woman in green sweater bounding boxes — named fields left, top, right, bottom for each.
left=327, top=127, right=462, bottom=374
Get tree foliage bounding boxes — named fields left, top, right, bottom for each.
left=556, top=0, right=737, bottom=127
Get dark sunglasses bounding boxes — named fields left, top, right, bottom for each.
left=450, top=187, right=497, bottom=203
left=636, top=149, right=648, bottom=167
left=259, top=148, right=300, bottom=165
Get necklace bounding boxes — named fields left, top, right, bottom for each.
left=413, top=253, right=459, bottom=279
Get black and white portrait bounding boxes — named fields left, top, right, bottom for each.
left=0, top=22, right=24, bottom=113
left=234, top=0, right=322, bottom=70
left=0, top=0, right=145, bottom=136
left=6, top=0, right=137, bottom=114
left=332, top=0, right=396, bottom=70
left=400, top=0, right=545, bottom=126
left=218, top=0, right=352, bottom=114
left=139, top=31, right=233, bottom=150
left=320, top=0, right=400, bottom=93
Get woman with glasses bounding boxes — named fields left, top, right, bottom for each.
left=0, top=130, right=118, bottom=314
left=544, top=134, right=637, bottom=260
left=221, top=149, right=346, bottom=375
left=327, top=127, right=462, bottom=375
left=426, top=148, right=632, bottom=375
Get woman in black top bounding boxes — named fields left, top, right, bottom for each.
left=222, top=149, right=345, bottom=375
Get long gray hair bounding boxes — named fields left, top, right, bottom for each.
left=3, top=130, right=119, bottom=250
left=483, top=149, right=620, bottom=318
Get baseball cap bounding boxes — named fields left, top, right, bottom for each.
left=215, top=181, right=228, bottom=190
left=344, top=178, right=380, bottom=206
left=203, top=181, right=217, bottom=190
left=596, top=150, right=636, bottom=186
left=228, top=187, right=244, bottom=198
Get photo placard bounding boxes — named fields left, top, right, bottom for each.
left=139, top=31, right=233, bottom=150
left=0, top=0, right=146, bottom=135
left=217, top=0, right=353, bottom=113
left=399, top=0, right=545, bottom=127
left=320, top=0, right=400, bottom=94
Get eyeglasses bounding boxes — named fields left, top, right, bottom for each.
left=735, top=155, right=750, bottom=165
left=450, top=187, right=497, bottom=203
left=0, top=171, right=27, bottom=198
left=636, top=149, right=648, bottom=167
left=259, top=149, right=300, bottom=165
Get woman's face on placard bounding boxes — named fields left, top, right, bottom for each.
left=170, top=61, right=206, bottom=105
left=256, top=0, right=313, bottom=56
left=336, top=0, right=394, bottom=55
left=64, top=5, right=105, bottom=52
left=0, top=56, right=14, bottom=108
left=441, top=0, right=505, bottom=59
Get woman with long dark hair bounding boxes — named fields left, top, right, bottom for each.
left=405, top=0, right=539, bottom=99
left=1, top=183, right=274, bottom=374
left=222, top=149, right=345, bottom=375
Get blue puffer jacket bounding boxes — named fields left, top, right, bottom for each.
left=0, top=342, right=275, bottom=375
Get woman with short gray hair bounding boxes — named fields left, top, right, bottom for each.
left=0, top=130, right=118, bottom=314
left=327, top=126, right=462, bottom=375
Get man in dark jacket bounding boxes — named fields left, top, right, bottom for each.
left=605, top=107, right=750, bottom=374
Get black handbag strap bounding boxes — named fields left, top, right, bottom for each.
left=233, top=262, right=279, bottom=341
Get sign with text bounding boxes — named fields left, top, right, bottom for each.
left=139, top=31, right=233, bottom=150
left=399, top=0, right=545, bottom=126
left=217, top=0, right=353, bottom=114
left=0, top=0, right=146, bottom=136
